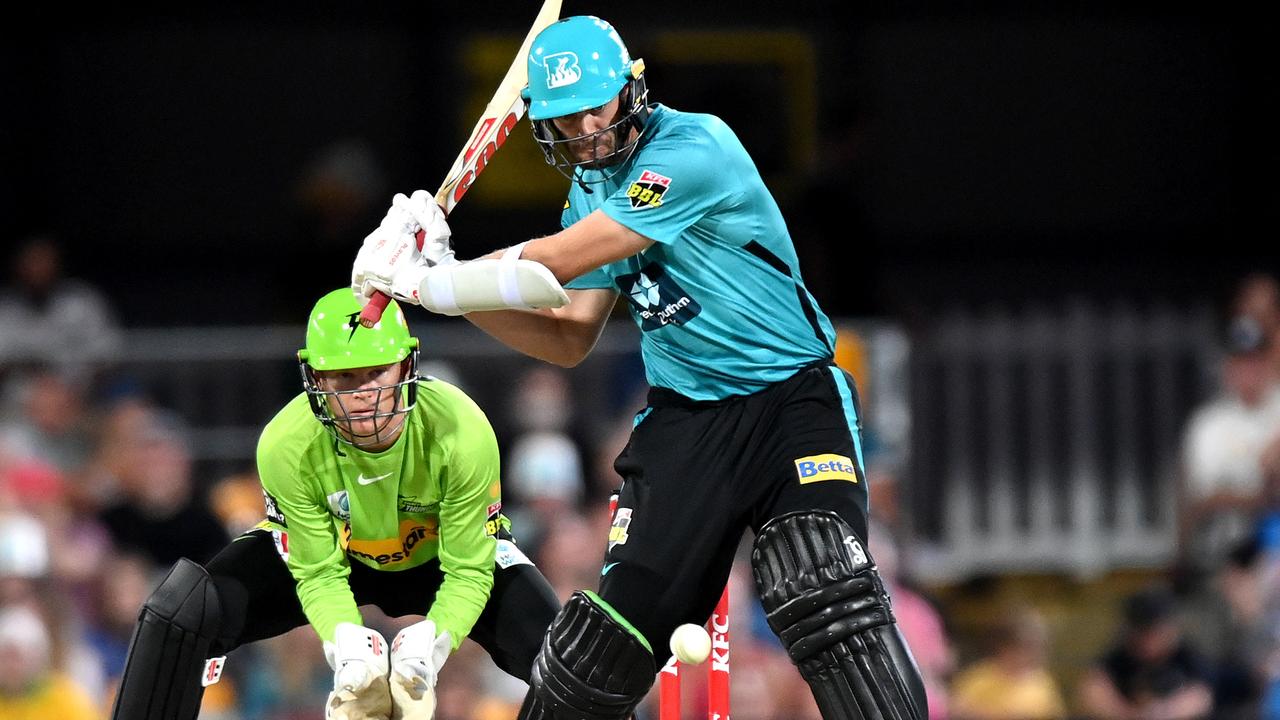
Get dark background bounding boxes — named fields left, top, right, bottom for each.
left=1, top=1, right=1271, bottom=327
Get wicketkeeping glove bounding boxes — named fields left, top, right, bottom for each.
left=388, top=619, right=452, bottom=720
left=323, top=622, right=393, bottom=720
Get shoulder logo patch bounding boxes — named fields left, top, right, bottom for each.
left=626, top=170, right=671, bottom=209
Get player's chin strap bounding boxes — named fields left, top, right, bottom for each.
left=417, top=242, right=569, bottom=316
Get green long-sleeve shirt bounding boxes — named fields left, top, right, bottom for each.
left=255, top=379, right=499, bottom=648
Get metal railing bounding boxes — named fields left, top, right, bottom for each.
left=109, top=302, right=1219, bottom=580
left=904, top=300, right=1218, bottom=582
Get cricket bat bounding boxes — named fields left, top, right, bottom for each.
left=359, top=0, right=562, bottom=327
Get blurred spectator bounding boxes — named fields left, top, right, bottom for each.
left=0, top=458, right=112, bottom=593
left=77, top=396, right=157, bottom=511
left=502, top=366, right=592, bottom=555
left=1077, top=585, right=1214, bottom=720
left=870, top=522, right=954, bottom=719
left=949, top=603, right=1067, bottom=720
left=1178, top=314, right=1280, bottom=574
left=96, top=407, right=229, bottom=568
left=0, top=367, right=95, bottom=477
left=505, top=433, right=583, bottom=557
left=0, top=508, right=109, bottom=702
left=82, top=551, right=155, bottom=699
left=0, top=512, right=49, bottom=606
left=1230, top=272, right=1280, bottom=379
left=0, top=603, right=102, bottom=719
left=0, top=235, right=122, bottom=389
left=536, top=507, right=603, bottom=601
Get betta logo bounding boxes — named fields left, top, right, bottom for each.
left=794, top=454, right=859, bottom=484
left=544, top=51, right=581, bottom=88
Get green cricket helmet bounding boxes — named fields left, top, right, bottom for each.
left=297, top=289, right=420, bottom=448
left=522, top=16, right=651, bottom=181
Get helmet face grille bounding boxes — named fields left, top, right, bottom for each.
left=531, top=77, right=651, bottom=186
left=300, top=352, right=420, bottom=449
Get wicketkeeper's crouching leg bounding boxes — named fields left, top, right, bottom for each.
left=516, top=591, right=656, bottom=720
left=109, top=559, right=245, bottom=720
left=753, top=510, right=928, bottom=720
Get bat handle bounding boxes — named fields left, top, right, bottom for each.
left=358, top=228, right=427, bottom=328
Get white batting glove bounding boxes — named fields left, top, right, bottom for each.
left=322, top=623, right=392, bottom=720
left=388, top=619, right=452, bottom=720
left=392, top=190, right=456, bottom=268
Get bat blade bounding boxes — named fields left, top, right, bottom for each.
left=359, top=0, right=562, bottom=327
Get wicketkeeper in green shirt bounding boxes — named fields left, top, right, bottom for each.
left=109, top=289, right=561, bottom=720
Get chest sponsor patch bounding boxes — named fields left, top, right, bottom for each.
left=397, top=495, right=437, bottom=514
left=344, top=518, right=440, bottom=566
left=626, top=169, right=671, bottom=209
left=794, top=453, right=859, bottom=484
left=614, top=261, right=701, bottom=331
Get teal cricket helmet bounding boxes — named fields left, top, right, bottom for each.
left=522, top=16, right=652, bottom=183
left=525, top=16, right=640, bottom=120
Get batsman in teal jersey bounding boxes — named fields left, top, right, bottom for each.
left=351, top=15, right=927, bottom=720
left=110, top=289, right=559, bottom=720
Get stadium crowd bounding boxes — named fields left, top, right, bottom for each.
left=1, top=237, right=1278, bottom=719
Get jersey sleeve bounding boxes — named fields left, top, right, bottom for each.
left=565, top=266, right=615, bottom=290
left=427, top=392, right=500, bottom=650
left=599, top=126, right=736, bottom=244
left=256, top=430, right=361, bottom=643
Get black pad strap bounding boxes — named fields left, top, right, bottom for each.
left=519, top=591, right=655, bottom=720
left=753, top=511, right=927, bottom=720
left=111, top=559, right=222, bottom=720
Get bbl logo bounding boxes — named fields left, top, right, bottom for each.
left=626, top=169, right=670, bottom=209
left=615, top=262, right=701, bottom=331
left=608, top=508, right=632, bottom=551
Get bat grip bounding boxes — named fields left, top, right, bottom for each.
left=358, top=228, right=427, bottom=327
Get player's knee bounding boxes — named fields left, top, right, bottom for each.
left=142, top=559, right=222, bottom=632
left=752, top=511, right=927, bottom=720
left=519, top=591, right=655, bottom=720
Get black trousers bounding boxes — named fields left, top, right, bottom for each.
left=599, top=360, right=870, bottom=650
left=205, top=529, right=559, bottom=682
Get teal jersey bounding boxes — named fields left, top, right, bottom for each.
left=255, top=379, right=501, bottom=648
left=563, top=105, right=835, bottom=400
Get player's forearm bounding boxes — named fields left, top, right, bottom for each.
left=426, top=561, right=494, bottom=651
left=465, top=308, right=599, bottom=367
left=294, top=566, right=363, bottom=643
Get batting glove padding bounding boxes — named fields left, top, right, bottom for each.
left=393, top=190, right=456, bottom=268
left=351, top=192, right=453, bottom=304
